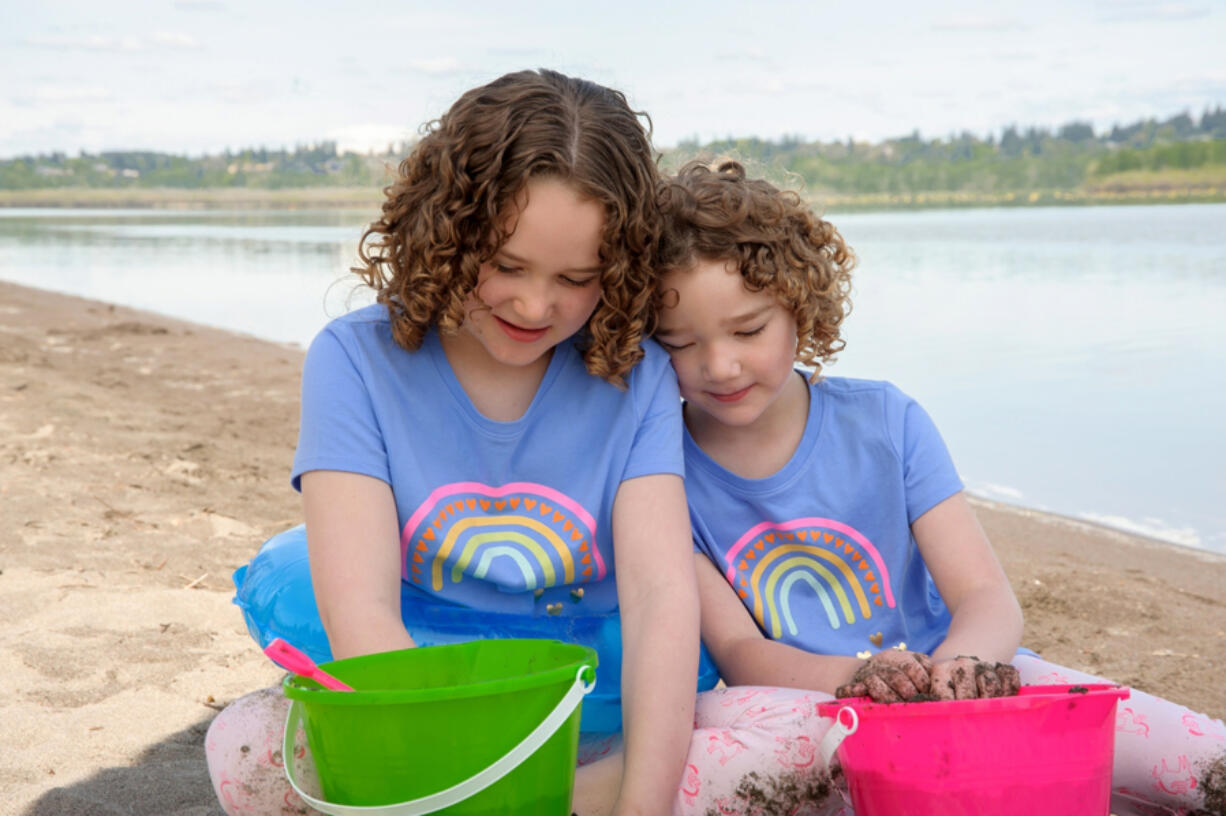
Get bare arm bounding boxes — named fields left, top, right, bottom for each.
left=695, top=552, right=867, bottom=694
left=610, top=474, right=700, bottom=816
left=301, top=470, right=416, bottom=659
left=916, top=492, right=1023, bottom=665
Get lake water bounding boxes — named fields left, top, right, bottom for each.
left=2, top=204, right=1224, bottom=554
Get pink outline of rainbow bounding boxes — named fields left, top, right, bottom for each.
left=400, top=481, right=605, bottom=586
left=723, top=518, right=895, bottom=638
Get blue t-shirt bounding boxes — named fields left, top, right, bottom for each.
left=292, top=303, right=684, bottom=618
left=687, top=376, right=962, bottom=658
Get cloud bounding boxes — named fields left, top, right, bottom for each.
left=26, top=32, right=202, bottom=52
left=325, top=122, right=415, bottom=154
left=150, top=31, right=203, bottom=48
left=931, top=15, right=1028, bottom=32
left=27, top=34, right=144, bottom=51
left=406, top=57, right=463, bottom=75
left=10, top=85, right=113, bottom=106
left=1096, top=2, right=1212, bottom=23
left=175, top=0, right=226, bottom=9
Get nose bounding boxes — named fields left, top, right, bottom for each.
left=701, top=341, right=742, bottom=382
left=511, top=278, right=552, bottom=324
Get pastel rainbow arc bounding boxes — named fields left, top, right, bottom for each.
left=453, top=533, right=554, bottom=586
left=472, top=545, right=538, bottom=590
left=724, top=517, right=894, bottom=608
left=779, top=571, right=841, bottom=633
left=432, top=515, right=573, bottom=591
left=401, top=481, right=605, bottom=580
left=751, top=549, right=868, bottom=637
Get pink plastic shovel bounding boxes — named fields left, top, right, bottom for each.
left=263, top=638, right=354, bottom=692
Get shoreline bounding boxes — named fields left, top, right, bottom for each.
left=967, top=494, right=1225, bottom=562
left=2, top=185, right=1224, bottom=213
left=2, top=279, right=1223, bottom=815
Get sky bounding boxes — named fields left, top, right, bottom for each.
left=2, top=0, right=1224, bottom=159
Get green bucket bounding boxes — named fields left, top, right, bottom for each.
left=281, top=639, right=597, bottom=816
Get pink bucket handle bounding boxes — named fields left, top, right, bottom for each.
left=819, top=705, right=859, bottom=768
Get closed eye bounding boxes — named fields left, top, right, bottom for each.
left=735, top=324, right=766, bottom=338
left=561, top=274, right=600, bottom=287
left=656, top=338, right=692, bottom=352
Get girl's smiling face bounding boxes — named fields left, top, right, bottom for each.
left=656, top=257, right=802, bottom=432
left=457, top=176, right=606, bottom=372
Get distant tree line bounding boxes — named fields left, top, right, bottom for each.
left=666, top=107, right=1226, bottom=197
left=2, top=108, right=1224, bottom=198
left=0, top=140, right=402, bottom=190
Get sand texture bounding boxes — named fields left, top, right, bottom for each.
left=2, top=279, right=1223, bottom=815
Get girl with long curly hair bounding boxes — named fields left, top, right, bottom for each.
left=205, top=70, right=705, bottom=816
left=603, top=160, right=1223, bottom=815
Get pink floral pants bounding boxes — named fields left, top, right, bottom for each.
left=205, top=655, right=1225, bottom=815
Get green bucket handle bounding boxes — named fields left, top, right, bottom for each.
left=283, top=665, right=597, bottom=816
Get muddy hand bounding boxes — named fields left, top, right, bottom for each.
left=978, top=661, right=1021, bottom=697
left=930, top=656, right=980, bottom=700
left=931, top=657, right=1022, bottom=700
left=835, top=649, right=933, bottom=702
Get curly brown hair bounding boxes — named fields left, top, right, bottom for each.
left=353, top=69, right=661, bottom=386
left=656, top=160, right=855, bottom=380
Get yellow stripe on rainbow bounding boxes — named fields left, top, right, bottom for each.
left=432, top=515, right=574, bottom=591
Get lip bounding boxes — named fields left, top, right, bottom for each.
left=708, top=385, right=753, bottom=403
left=495, top=316, right=549, bottom=343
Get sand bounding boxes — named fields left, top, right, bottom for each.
left=1, top=279, right=1223, bottom=815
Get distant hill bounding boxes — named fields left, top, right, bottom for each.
left=3, top=108, right=1225, bottom=210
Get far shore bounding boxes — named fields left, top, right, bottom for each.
left=2, top=183, right=1224, bottom=212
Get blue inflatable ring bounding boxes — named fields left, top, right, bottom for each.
left=233, top=525, right=721, bottom=735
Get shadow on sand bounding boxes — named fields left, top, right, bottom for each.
left=23, top=714, right=223, bottom=816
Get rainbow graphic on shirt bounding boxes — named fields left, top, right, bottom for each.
left=400, top=481, right=604, bottom=592
left=722, top=518, right=894, bottom=638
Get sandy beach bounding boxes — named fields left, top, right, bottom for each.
left=2, top=278, right=1223, bottom=815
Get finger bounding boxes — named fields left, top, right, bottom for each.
left=914, top=652, right=934, bottom=675
left=930, top=667, right=957, bottom=701
left=950, top=661, right=978, bottom=699
left=835, top=682, right=867, bottom=699
left=975, top=666, right=1002, bottom=698
left=996, top=663, right=1022, bottom=696
left=899, top=656, right=931, bottom=694
left=864, top=673, right=903, bottom=703
left=883, top=668, right=921, bottom=701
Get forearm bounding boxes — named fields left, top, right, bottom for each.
left=303, top=470, right=414, bottom=660
left=616, top=583, right=699, bottom=814
left=930, top=585, right=1023, bottom=664
left=718, top=637, right=864, bottom=696
left=318, top=601, right=416, bottom=660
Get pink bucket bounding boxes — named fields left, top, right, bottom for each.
left=817, top=684, right=1130, bottom=816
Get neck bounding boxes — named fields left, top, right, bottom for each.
left=687, top=371, right=810, bottom=479
left=438, top=329, right=554, bottom=422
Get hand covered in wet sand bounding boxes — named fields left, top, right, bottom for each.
left=929, top=656, right=1022, bottom=701
left=835, top=650, right=934, bottom=702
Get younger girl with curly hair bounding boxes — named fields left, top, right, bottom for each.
left=205, top=70, right=703, bottom=816
left=625, top=160, right=1223, bottom=815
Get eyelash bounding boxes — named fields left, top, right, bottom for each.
left=658, top=324, right=765, bottom=352
left=493, top=264, right=595, bottom=287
